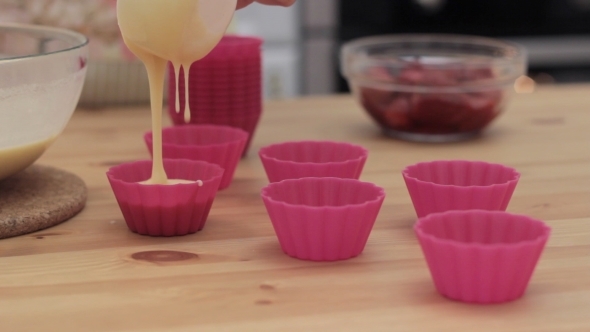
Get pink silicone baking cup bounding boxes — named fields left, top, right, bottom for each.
left=415, top=210, right=551, bottom=304
left=106, top=159, right=224, bottom=237
left=144, top=125, right=248, bottom=190
left=168, top=35, right=263, bottom=156
left=402, top=160, right=520, bottom=218
left=259, top=141, right=369, bottom=183
left=261, top=177, right=386, bottom=261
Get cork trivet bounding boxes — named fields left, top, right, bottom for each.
left=0, top=165, right=87, bottom=239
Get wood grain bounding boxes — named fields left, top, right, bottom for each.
left=0, top=84, right=589, bottom=331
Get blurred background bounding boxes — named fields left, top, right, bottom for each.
left=1, top=0, right=590, bottom=105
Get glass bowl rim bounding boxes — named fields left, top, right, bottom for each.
left=0, top=23, right=89, bottom=62
left=340, top=33, right=528, bottom=93
left=341, top=33, right=527, bottom=67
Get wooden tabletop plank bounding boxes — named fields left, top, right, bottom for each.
left=0, top=84, right=589, bottom=331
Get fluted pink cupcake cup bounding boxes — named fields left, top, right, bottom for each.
left=261, top=177, right=386, bottom=261
left=144, top=125, right=248, bottom=190
left=168, top=35, right=263, bottom=155
left=106, top=159, right=224, bottom=237
left=415, top=210, right=551, bottom=304
left=402, top=160, right=520, bottom=218
left=259, top=141, right=368, bottom=183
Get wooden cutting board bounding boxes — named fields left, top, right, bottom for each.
left=0, top=165, right=87, bottom=239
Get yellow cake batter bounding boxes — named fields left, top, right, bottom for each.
left=117, top=0, right=236, bottom=185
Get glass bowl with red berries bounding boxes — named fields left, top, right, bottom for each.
left=340, top=34, right=527, bottom=142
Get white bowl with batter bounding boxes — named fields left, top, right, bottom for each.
left=0, top=24, right=88, bottom=181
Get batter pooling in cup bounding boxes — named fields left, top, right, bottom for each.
left=116, top=0, right=237, bottom=185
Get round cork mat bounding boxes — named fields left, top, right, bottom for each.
left=0, top=165, right=87, bottom=239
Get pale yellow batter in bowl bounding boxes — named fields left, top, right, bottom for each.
left=0, top=24, right=88, bottom=181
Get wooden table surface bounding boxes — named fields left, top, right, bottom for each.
left=1, top=84, right=589, bottom=331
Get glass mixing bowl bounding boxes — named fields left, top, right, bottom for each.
left=0, top=24, right=88, bottom=180
left=340, top=34, right=527, bottom=143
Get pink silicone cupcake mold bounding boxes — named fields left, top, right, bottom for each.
left=261, top=177, right=386, bottom=261
left=402, top=160, right=520, bottom=217
left=106, top=159, right=224, bottom=237
left=259, top=141, right=369, bottom=183
left=415, top=210, right=551, bottom=304
left=144, top=125, right=248, bottom=190
left=168, top=35, right=263, bottom=155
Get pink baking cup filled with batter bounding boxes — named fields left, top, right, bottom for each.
left=402, top=160, right=520, bottom=218
left=261, top=177, right=385, bottom=261
left=259, top=141, right=369, bottom=183
left=144, top=125, right=248, bottom=190
left=106, top=159, right=224, bottom=237
left=415, top=210, right=551, bottom=304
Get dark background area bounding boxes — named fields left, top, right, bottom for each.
left=337, top=0, right=590, bottom=92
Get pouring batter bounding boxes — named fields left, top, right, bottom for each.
left=117, top=0, right=297, bottom=185
left=117, top=0, right=237, bottom=185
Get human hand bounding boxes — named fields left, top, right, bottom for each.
left=236, top=0, right=296, bottom=10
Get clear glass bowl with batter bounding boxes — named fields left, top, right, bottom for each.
left=0, top=24, right=88, bottom=180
